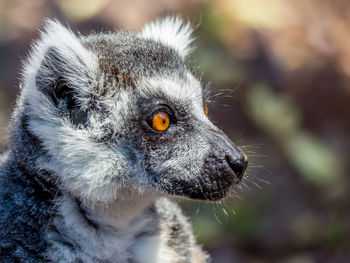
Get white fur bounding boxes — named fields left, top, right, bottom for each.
left=22, top=19, right=98, bottom=99
left=131, top=234, right=177, bottom=263
left=140, top=16, right=194, bottom=58
left=46, top=195, right=159, bottom=262
left=26, top=88, right=150, bottom=204
left=46, top=195, right=196, bottom=263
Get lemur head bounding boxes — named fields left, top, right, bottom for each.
left=16, top=17, right=247, bottom=204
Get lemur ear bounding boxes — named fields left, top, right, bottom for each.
left=22, top=19, right=97, bottom=97
left=140, top=16, right=194, bottom=59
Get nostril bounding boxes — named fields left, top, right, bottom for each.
left=226, top=155, right=248, bottom=180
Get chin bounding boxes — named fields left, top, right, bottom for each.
left=158, top=176, right=237, bottom=202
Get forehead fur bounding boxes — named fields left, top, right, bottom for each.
left=81, top=32, right=186, bottom=81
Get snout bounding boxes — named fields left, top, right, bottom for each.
left=171, top=131, right=249, bottom=201
left=192, top=130, right=248, bottom=201
left=152, top=128, right=248, bottom=202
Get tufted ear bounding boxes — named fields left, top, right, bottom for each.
left=140, top=16, right=194, bottom=59
left=22, top=19, right=97, bottom=98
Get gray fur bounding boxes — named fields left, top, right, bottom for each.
left=0, top=17, right=247, bottom=262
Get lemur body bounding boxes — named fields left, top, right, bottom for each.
left=0, top=18, right=247, bottom=262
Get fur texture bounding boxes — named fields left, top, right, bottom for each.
left=0, top=17, right=247, bottom=262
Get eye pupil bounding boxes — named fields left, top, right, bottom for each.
left=152, top=112, right=170, bottom=132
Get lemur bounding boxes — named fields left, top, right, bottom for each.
left=0, top=17, right=248, bottom=262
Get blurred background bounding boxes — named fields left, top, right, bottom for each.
left=1, top=0, right=350, bottom=262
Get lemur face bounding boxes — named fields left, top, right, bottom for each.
left=136, top=77, right=247, bottom=201
left=21, top=18, right=247, bottom=203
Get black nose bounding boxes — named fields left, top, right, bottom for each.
left=226, top=155, right=248, bottom=180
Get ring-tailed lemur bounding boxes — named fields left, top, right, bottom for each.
left=0, top=17, right=248, bottom=262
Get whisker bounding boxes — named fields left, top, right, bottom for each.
left=221, top=206, right=229, bottom=217
left=238, top=143, right=264, bottom=149
left=256, top=177, right=271, bottom=184
left=212, top=204, right=223, bottom=224
left=240, top=180, right=251, bottom=191
left=245, top=177, right=263, bottom=189
left=246, top=154, right=268, bottom=158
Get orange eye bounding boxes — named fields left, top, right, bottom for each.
left=204, top=105, right=209, bottom=116
left=152, top=112, right=170, bottom=132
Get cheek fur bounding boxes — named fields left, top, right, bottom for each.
left=25, top=102, right=140, bottom=203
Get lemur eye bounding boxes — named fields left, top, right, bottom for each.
left=152, top=112, right=170, bottom=132
left=204, top=105, right=209, bottom=116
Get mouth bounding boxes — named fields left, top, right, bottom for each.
left=158, top=172, right=239, bottom=201
left=185, top=186, right=231, bottom=201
